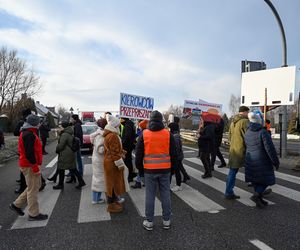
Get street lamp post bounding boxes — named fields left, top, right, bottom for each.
left=263, top=0, right=288, bottom=157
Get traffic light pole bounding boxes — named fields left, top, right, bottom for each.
left=263, top=0, right=288, bottom=157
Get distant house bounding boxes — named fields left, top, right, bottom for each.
left=35, top=101, right=59, bottom=125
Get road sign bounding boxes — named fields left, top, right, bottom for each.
left=241, top=66, right=296, bottom=106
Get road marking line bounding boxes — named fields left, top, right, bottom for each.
left=128, top=187, right=162, bottom=217
left=183, top=146, right=198, bottom=151
left=77, top=164, right=110, bottom=223
left=45, top=156, right=58, bottom=168
left=221, top=158, right=300, bottom=185
left=171, top=177, right=225, bottom=212
left=184, top=158, right=274, bottom=207
left=11, top=182, right=61, bottom=229
left=249, top=239, right=274, bottom=250
left=212, top=163, right=300, bottom=202
left=183, top=150, right=196, bottom=153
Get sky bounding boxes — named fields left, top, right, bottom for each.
left=0, top=0, right=299, bottom=116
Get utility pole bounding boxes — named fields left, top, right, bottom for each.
left=263, top=0, right=288, bottom=157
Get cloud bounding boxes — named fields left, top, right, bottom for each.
left=0, top=0, right=299, bottom=115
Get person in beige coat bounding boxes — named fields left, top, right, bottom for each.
left=90, top=118, right=107, bottom=204
left=103, top=115, right=129, bottom=213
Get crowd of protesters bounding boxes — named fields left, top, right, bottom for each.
left=8, top=106, right=280, bottom=226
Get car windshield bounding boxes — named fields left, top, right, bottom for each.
left=82, top=126, right=98, bottom=135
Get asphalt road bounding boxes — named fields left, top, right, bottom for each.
left=0, top=141, right=299, bottom=250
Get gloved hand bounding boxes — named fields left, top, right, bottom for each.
left=275, top=164, right=279, bottom=170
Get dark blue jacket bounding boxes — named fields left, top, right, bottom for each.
left=244, top=123, right=279, bottom=186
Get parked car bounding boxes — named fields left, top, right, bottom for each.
left=81, top=124, right=98, bottom=152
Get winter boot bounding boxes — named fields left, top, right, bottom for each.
left=131, top=181, right=142, bottom=189
left=53, top=170, right=65, bottom=190
left=250, top=193, right=265, bottom=208
left=107, top=203, right=123, bottom=213
left=47, top=169, right=59, bottom=183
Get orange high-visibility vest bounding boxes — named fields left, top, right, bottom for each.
left=143, top=129, right=171, bottom=170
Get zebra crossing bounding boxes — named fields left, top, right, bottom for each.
left=8, top=146, right=300, bottom=231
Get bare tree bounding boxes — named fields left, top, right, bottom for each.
left=163, top=104, right=183, bottom=123
left=0, top=47, right=41, bottom=115
left=56, top=104, right=71, bottom=118
left=228, top=94, right=241, bottom=117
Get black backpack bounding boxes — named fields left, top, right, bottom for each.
left=70, top=136, right=80, bottom=152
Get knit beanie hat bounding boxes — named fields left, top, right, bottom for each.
left=71, top=114, right=79, bottom=121
left=248, top=112, right=263, bottom=125
left=174, top=116, right=180, bottom=123
left=239, top=106, right=250, bottom=112
left=107, top=115, right=120, bottom=128
left=168, top=122, right=179, bottom=134
left=139, top=120, right=148, bottom=130
left=150, top=110, right=163, bottom=122
left=26, top=114, right=40, bottom=127
left=97, top=118, right=107, bottom=129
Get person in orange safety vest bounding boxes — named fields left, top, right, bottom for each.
left=135, top=110, right=177, bottom=231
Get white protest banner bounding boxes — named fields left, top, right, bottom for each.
left=183, top=100, right=222, bottom=119
left=120, top=93, right=154, bottom=120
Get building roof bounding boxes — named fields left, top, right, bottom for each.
left=35, top=101, right=59, bottom=118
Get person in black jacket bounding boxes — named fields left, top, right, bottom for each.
left=197, top=119, right=216, bottom=178
left=169, top=117, right=190, bottom=192
left=210, top=118, right=227, bottom=169
left=70, top=114, right=84, bottom=177
left=39, top=117, right=51, bottom=155
left=120, top=117, right=136, bottom=182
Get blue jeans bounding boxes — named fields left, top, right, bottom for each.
left=144, top=173, right=171, bottom=222
left=225, top=168, right=239, bottom=196
left=92, top=191, right=102, bottom=202
left=253, top=184, right=267, bottom=195
left=76, top=150, right=84, bottom=176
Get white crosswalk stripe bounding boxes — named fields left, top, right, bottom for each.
left=221, top=158, right=300, bottom=185
left=184, top=158, right=274, bottom=207
left=182, top=146, right=300, bottom=185
left=11, top=182, right=61, bottom=230
left=128, top=188, right=162, bottom=217
left=209, top=160, right=300, bottom=202
left=170, top=178, right=225, bottom=213
left=77, top=164, right=110, bottom=223
left=8, top=151, right=300, bottom=230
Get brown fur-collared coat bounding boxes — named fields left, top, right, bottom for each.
left=103, top=126, right=127, bottom=197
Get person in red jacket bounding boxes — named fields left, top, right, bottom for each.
left=9, top=114, right=48, bottom=221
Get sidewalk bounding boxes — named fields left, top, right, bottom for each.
left=0, top=131, right=58, bottom=164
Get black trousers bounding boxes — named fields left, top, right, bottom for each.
left=170, top=160, right=189, bottom=186
left=68, top=168, right=85, bottom=183
left=41, top=137, right=47, bottom=153
left=200, top=152, right=211, bottom=174
left=210, top=146, right=226, bottom=167
left=124, top=149, right=134, bottom=180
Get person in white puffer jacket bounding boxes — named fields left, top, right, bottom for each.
left=90, top=118, right=107, bottom=204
